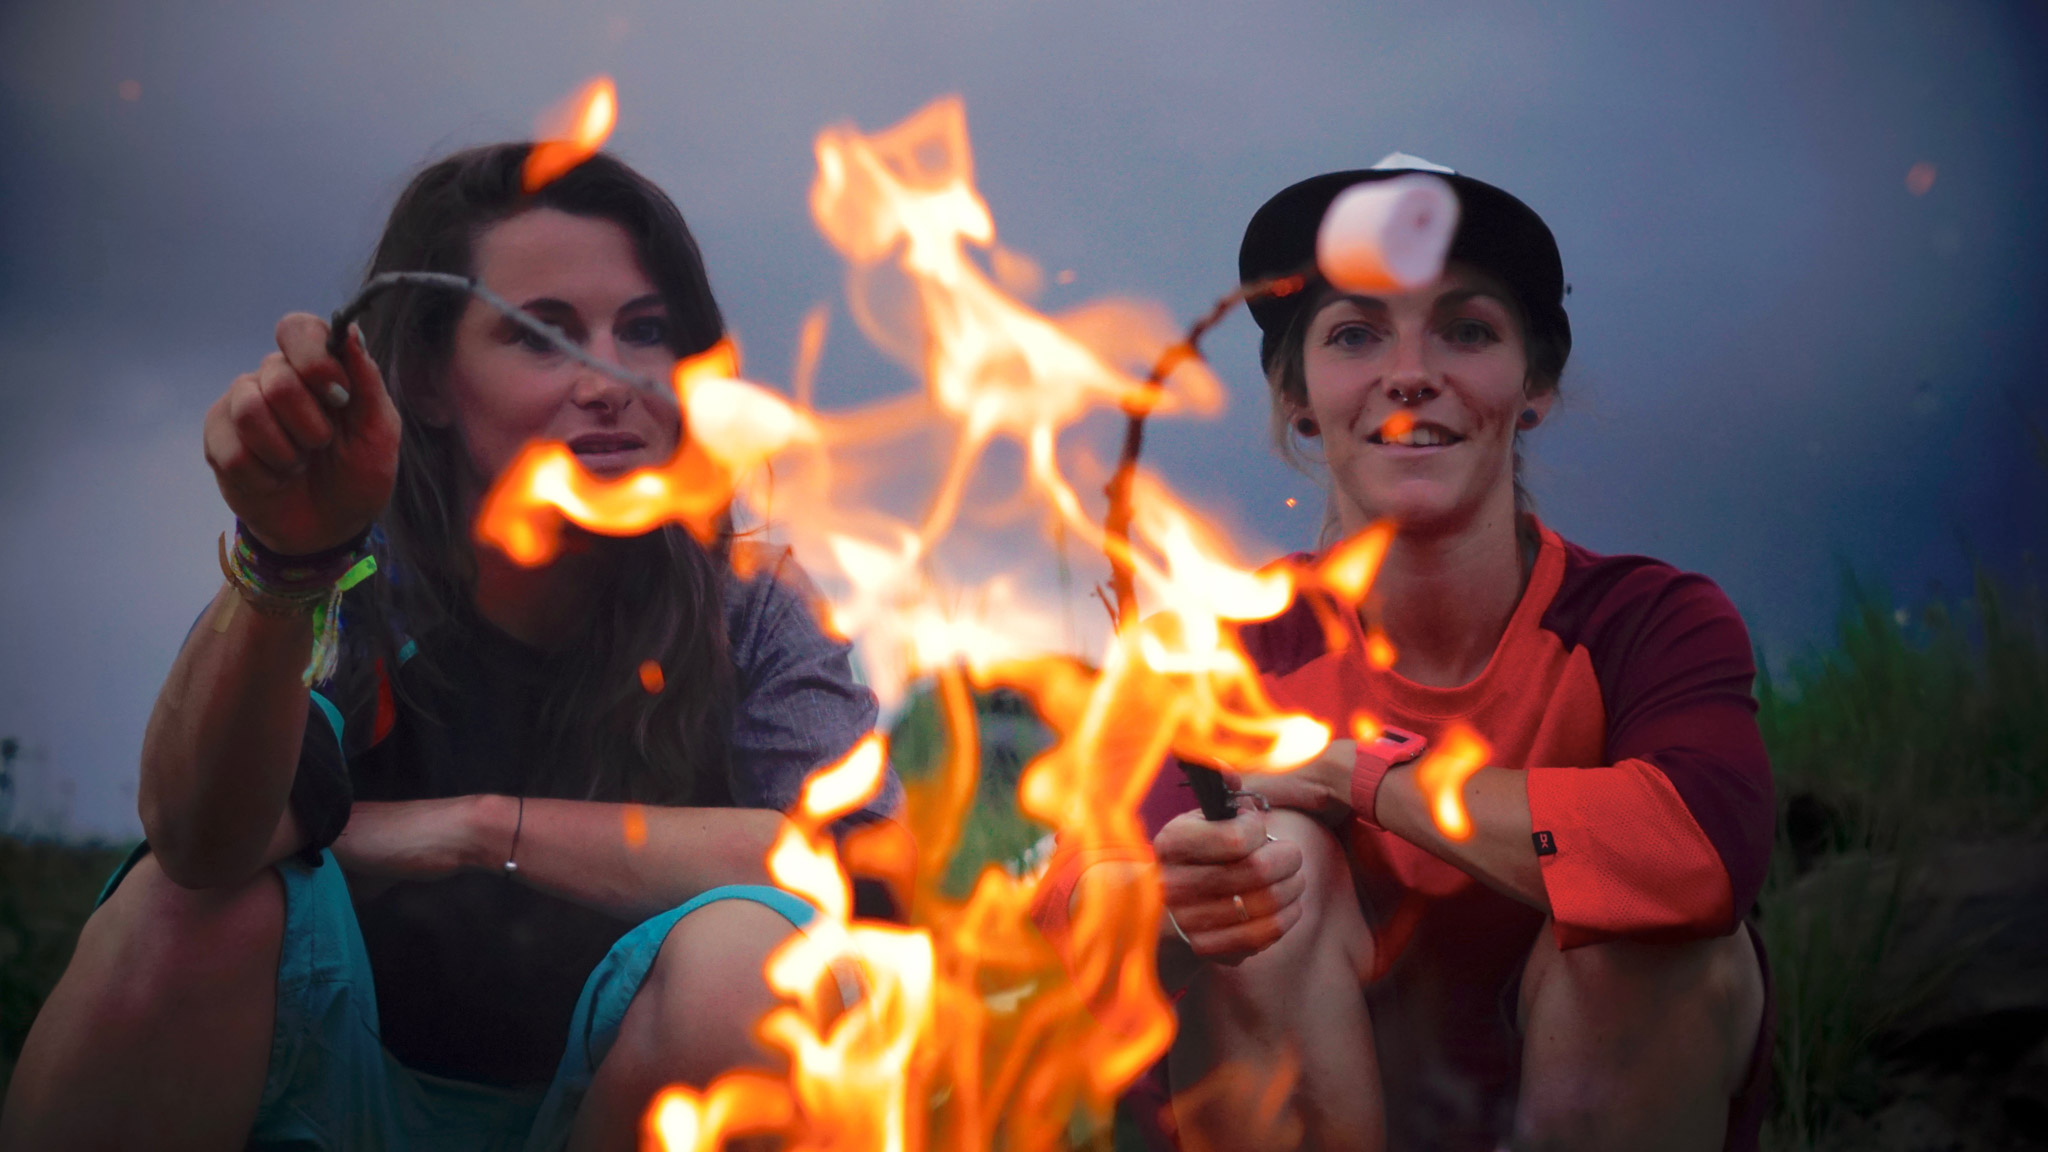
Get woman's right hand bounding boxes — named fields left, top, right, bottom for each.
left=204, top=313, right=401, bottom=555
left=1155, top=806, right=1307, bottom=966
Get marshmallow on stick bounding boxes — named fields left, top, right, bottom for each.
left=1315, top=174, right=1460, bottom=292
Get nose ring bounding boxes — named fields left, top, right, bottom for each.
left=1389, top=385, right=1433, bottom=405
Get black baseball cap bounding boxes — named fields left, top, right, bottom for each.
left=1238, top=154, right=1570, bottom=373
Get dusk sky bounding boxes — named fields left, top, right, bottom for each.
left=2, top=2, right=2043, bottom=839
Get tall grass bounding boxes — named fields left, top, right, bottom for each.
left=0, top=837, right=131, bottom=1094
left=1757, top=566, right=2048, bottom=1148
left=1758, top=568, right=2048, bottom=856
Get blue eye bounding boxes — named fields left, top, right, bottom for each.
left=514, top=326, right=559, bottom=354
left=619, top=316, right=670, bottom=348
left=1444, top=319, right=1497, bottom=347
left=1325, top=322, right=1379, bottom=350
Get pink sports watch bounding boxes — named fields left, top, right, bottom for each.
left=1350, top=725, right=1428, bottom=831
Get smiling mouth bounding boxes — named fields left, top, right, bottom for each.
left=1367, top=419, right=1463, bottom=447
left=568, top=433, right=646, bottom=456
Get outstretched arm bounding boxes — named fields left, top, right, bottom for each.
left=142, top=314, right=398, bottom=889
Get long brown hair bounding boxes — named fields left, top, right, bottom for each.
left=348, top=144, right=735, bottom=805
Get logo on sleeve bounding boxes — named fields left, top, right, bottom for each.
left=1531, top=830, right=1558, bottom=856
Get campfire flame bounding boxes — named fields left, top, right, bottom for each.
left=470, top=94, right=1472, bottom=1150
left=1414, top=724, right=1490, bottom=841
left=524, top=75, right=619, bottom=192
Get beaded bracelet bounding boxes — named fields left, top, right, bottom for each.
left=218, top=523, right=378, bottom=686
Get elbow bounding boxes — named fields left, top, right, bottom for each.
left=137, top=783, right=269, bottom=892
left=141, top=824, right=267, bottom=891
left=154, top=855, right=247, bottom=892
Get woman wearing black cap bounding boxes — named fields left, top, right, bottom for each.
left=1143, top=158, right=1775, bottom=1151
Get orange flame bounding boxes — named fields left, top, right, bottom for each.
left=1364, top=627, right=1397, bottom=671
left=524, top=76, right=618, bottom=192
left=476, top=338, right=816, bottom=564
left=1316, top=521, right=1394, bottom=603
left=475, top=93, right=1390, bottom=1151
left=1413, top=723, right=1490, bottom=840
left=1377, top=410, right=1416, bottom=443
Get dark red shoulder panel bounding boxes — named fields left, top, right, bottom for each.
left=1540, top=541, right=1775, bottom=924
left=1235, top=590, right=1330, bottom=683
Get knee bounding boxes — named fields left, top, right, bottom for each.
left=1519, top=922, right=1759, bottom=1033
left=1262, top=811, right=1352, bottom=924
left=1266, top=810, right=1366, bottom=949
left=1207, top=810, right=1372, bottom=988
left=633, top=898, right=806, bottom=1078
left=84, top=852, right=285, bottom=1013
left=1515, top=923, right=1765, bottom=1142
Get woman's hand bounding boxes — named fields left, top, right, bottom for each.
left=1155, top=806, right=1307, bottom=966
left=1238, top=738, right=1359, bottom=826
left=331, top=797, right=500, bottom=883
left=204, top=313, right=401, bottom=555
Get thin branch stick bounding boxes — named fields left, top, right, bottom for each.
left=1101, top=273, right=1305, bottom=627
left=324, top=271, right=666, bottom=396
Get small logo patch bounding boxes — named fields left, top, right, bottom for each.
left=1532, top=830, right=1558, bottom=856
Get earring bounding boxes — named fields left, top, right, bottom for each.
left=1294, top=415, right=1319, bottom=437
left=1518, top=407, right=1540, bottom=429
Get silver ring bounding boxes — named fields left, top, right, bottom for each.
left=1233, top=894, right=1250, bottom=923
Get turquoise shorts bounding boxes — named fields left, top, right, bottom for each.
left=98, top=847, right=818, bottom=1151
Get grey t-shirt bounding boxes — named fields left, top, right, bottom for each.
left=286, top=548, right=896, bottom=1085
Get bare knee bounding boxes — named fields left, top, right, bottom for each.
left=69, top=852, right=285, bottom=1020
left=1189, top=812, right=1372, bottom=1052
left=1515, top=923, right=1763, bottom=1149
left=624, top=899, right=805, bottom=1085
left=1173, top=814, right=1383, bottom=1151
left=1221, top=810, right=1371, bottom=979
left=1, top=853, right=284, bottom=1148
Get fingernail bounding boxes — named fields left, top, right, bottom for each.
left=324, top=382, right=351, bottom=409
left=350, top=322, right=366, bottom=349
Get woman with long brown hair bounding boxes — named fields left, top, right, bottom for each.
left=3, top=144, right=895, bottom=1150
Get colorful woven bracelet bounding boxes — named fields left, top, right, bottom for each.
left=232, top=521, right=369, bottom=589
left=218, top=525, right=378, bottom=686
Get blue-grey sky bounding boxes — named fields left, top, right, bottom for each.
left=2, top=1, right=2043, bottom=839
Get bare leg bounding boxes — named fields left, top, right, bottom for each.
left=1169, top=810, right=1383, bottom=1152
left=567, top=898, right=808, bottom=1152
left=0, top=854, right=283, bottom=1151
left=1512, top=919, right=1764, bottom=1152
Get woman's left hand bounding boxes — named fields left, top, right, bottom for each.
left=332, top=797, right=497, bottom=881
left=1238, top=738, right=1358, bottom=826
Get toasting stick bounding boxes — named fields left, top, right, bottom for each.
left=1097, top=178, right=1458, bottom=826
left=323, top=271, right=666, bottom=397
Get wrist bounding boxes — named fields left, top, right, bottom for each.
left=1350, top=726, right=1428, bottom=831
left=237, top=519, right=372, bottom=568
left=464, top=794, right=519, bottom=872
